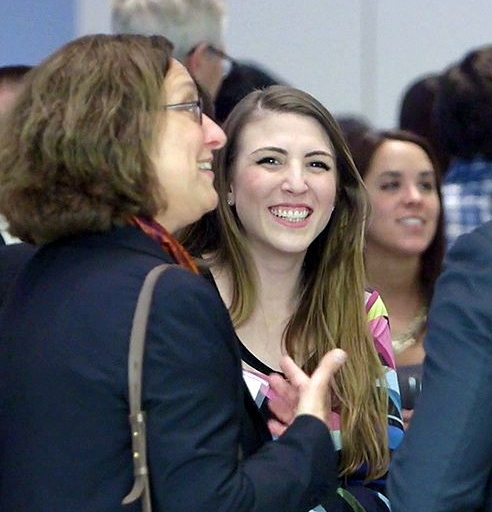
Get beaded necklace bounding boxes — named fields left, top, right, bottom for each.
left=392, top=307, right=427, bottom=354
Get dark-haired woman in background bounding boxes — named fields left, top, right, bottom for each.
left=350, top=129, right=445, bottom=428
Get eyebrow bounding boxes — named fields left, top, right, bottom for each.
left=305, top=150, right=335, bottom=159
left=251, top=146, right=287, bottom=156
left=379, top=170, right=435, bottom=177
left=179, top=81, right=199, bottom=101
left=250, top=147, right=334, bottom=158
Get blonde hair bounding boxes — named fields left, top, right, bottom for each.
left=181, top=86, right=390, bottom=479
left=111, top=0, right=226, bottom=61
left=0, top=34, right=173, bottom=244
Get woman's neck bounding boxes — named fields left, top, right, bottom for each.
left=364, top=244, right=425, bottom=334
left=364, top=245, right=421, bottom=302
left=211, top=248, right=304, bottom=371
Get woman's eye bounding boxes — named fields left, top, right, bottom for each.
left=256, top=156, right=279, bottom=166
left=380, top=181, right=400, bottom=191
left=419, top=181, right=436, bottom=192
left=309, top=161, right=330, bottom=171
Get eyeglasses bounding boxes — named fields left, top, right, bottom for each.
left=159, top=97, right=203, bottom=124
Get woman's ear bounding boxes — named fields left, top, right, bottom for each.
left=184, top=43, right=210, bottom=77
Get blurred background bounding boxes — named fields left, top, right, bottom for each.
left=2, top=0, right=491, bottom=128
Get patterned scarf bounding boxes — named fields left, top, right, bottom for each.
left=131, top=216, right=198, bottom=275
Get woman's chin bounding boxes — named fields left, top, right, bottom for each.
left=190, top=196, right=219, bottom=224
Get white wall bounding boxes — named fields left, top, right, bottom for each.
left=373, top=0, right=492, bottom=127
left=75, top=0, right=111, bottom=36
left=75, top=0, right=492, bottom=128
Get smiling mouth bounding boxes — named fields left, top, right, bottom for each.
left=197, top=162, right=212, bottom=170
left=269, top=207, right=312, bottom=223
left=399, top=217, right=424, bottom=227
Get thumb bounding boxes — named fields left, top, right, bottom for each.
left=293, top=348, right=347, bottom=422
left=310, top=348, right=347, bottom=390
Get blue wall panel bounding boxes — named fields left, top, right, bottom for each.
left=1, top=0, right=75, bottom=66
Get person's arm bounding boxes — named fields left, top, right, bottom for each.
left=143, top=267, right=340, bottom=512
left=388, top=222, right=492, bottom=511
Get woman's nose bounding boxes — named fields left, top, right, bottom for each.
left=280, top=165, right=309, bottom=194
left=202, top=114, right=227, bottom=149
left=403, top=183, right=423, bottom=203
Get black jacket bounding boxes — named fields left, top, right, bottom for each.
left=0, top=226, right=337, bottom=512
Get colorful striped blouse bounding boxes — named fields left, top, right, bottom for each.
left=242, top=290, right=404, bottom=512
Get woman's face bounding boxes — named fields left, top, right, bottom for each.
left=229, top=111, right=337, bottom=259
left=152, top=59, right=226, bottom=232
left=363, top=139, right=440, bottom=257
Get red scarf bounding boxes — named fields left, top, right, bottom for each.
left=131, top=216, right=198, bottom=275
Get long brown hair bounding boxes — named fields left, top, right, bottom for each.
left=182, top=85, right=389, bottom=478
left=0, top=34, right=173, bottom=244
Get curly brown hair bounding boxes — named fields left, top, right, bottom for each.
left=0, top=34, right=174, bottom=244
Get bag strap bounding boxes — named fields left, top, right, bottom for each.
left=122, top=263, right=172, bottom=512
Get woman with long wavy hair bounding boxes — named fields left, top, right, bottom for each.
left=181, top=85, right=404, bottom=510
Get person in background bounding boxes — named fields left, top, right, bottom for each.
left=111, top=0, right=228, bottom=100
left=388, top=220, right=492, bottom=511
left=0, top=33, right=348, bottom=512
left=435, top=45, right=492, bottom=247
left=349, top=129, right=445, bottom=428
left=181, top=85, right=404, bottom=511
left=0, top=64, right=31, bottom=244
left=0, top=65, right=31, bottom=117
left=398, top=73, right=450, bottom=176
left=336, top=114, right=372, bottom=151
left=214, top=58, right=287, bottom=124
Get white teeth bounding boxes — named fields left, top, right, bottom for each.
left=400, top=217, right=423, bottom=226
left=270, top=207, right=310, bottom=222
left=197, top=162, right=212, bottom=170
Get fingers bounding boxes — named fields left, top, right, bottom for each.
left=268, top=372, right=298, bottom=408
left=267, top=372, right=297, bottom=428
left=268, top=350, right=347, bottom=429
left=279, top=355, right=310, bottom=389
left=402, top=408, right=414, bottom=431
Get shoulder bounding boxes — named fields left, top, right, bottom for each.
left=429, top=221, right=492, bottom=336
left=365, top=289, right=395, bottom=369
left=142, top=265, right=241, bottom=390
left=364, top=289, right=388, bottom=319
left=0, top=243, right=37, bottom=308
left=447, top=220, right=492, bottom=266
left=151, top=265, right=236, bottom=348
left=0, top=242, right=36, bottom=265
left=153, top=265, right=222, bottom=302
